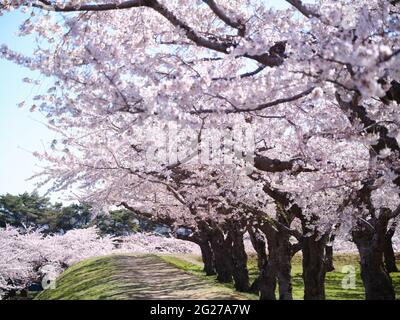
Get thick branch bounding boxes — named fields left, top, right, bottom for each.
left=389, top=203, right=400, bottom=219
left=262, top=182, right=293, bottom=207
left=286, top=0, right=320, bottom=19
left=335, top=92, right=400, bottom=155
left=119, top=201, right=175, bottom=225
left=253, top=155, right=315, bottom=173
left=203, top=0, right=246, bottom=36
left=33, top=0, right=286, bottom=67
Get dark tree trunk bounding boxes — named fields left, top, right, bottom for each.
left=175, top=228, right=216, bottom=276
left=276, top=261, right=292, bottom=300
left=230, top=228, right=250, bottom=292
left=248, top=226, right=268, bottom=294
left=199, top=240, right=216, bottom=276
left=384, top=226, right=398, bottom=273
left=249, top=276, right=261, bottom=294
left=264, top=224, right=293, bottom=300
left=290, top=241, right=303, bottom=258
left=302, top=232, right=328, bottom=300
left=248, top=226, right=268, bottom=269
left=259, top=261, right=277, bottom=300
left=353, top=215, right=395, bottom=300
left=325, top=232, right=336, bottom=272
left=210, top=229, right=233, bottom=283
left=250, top=221, right=293, bottom=300
left=325, top=245, right=334, bottom=272
left=357, top=244, right=395, bottom=299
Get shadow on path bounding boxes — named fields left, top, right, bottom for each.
left=109, top=255, right=247, bottom=300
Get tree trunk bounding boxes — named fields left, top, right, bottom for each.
left=259, top=261, right=277, bottom=300
left=250, top=233, right=276, bottom=300
left=259, top=223, right=293, bottom=300
left=230, top=229, right=250, bottom=292
left=175, top=229, right=216, bottom=276
left=325, top=245, right=334, bottom=272
left=384, top=226, right=398, bottom=273
left=248, top=226, right=268, bottom=270
left=325, top=232, right=336, bottom=272
left=357, top=244, right=395, bottom=299
left=302, top=233, right=328, bottom=300
left=276, top=262, right=292, bottom=300
left=266, top=226, right=293, bottom=300
left=353, top=216, right=395, bottom=300
left=199, top=240, right=216, bottom=276
left=248, top=226, right=268, bottom=294
left=210, top=229, right=233, bottom=283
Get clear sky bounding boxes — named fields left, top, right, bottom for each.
left=0, top=10, right=60, bottom=199
left=0, top=1, right=310, bottom=202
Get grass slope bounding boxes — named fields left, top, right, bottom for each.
left=35, top=254, right=253, bottom=300
left=36, top=253, right=400, bottom=300
left=36, top=255, right=126, bottom=300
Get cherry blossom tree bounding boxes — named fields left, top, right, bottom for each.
left=0, top=226, right=114, bottom=299
left=1, top=0, right=400, bottom=300
left=0, top=225, right=199, bottom=299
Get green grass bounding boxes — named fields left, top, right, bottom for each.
left=35, top=254, right=255, bottom=300
left=164, top=253, right=400, bottom=300
left=34, top=253, right=400, bottom=300
left=159, top=255, right=258, bottom=300
left=35, top=255, right=128, bottom=300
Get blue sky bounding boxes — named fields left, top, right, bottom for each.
left=0, top=10, right=59, bottom=199
left=0, top=1, right=309, bottom=201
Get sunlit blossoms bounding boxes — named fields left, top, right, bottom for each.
left=1, top=0, right=400, bottom=300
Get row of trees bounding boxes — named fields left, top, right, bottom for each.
left=1, top=0, right=400, bottom=299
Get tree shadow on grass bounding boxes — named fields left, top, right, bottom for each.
left=112, top=255, right=247, bottom=300
left=38, top=255, right=248, bottom=300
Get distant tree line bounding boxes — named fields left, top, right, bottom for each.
left=0, top=192, right=166, bottom=236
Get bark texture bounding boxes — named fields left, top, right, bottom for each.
left=353, top=215, right=395, bottom=300
left=384, top=224, right=399, bottom=273
left=302, top=232, right=328, bottom=300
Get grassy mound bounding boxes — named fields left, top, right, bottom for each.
left=35, top=255, right=126, bottom=300
left=35, top=254, right=253, bottom=300
left=35, top=253, right=400, bottom=300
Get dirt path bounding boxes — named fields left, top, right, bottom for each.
left=106, top=255, right=249, bottom=300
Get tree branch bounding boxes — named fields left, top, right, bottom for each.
left=119, top=201, right=175, bottom=225
left=202, top=0, right=246, bottom=36
left=191, top=86, right=315, bottom=114
left=253, top=155, right=311, bottom=173
left=285, top=0, right=320, bottom=19
left=32, top=0, right=286, bottom=67
left=34, top=0, right=144, bottom=12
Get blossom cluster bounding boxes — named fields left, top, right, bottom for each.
left=0, top=226, right=199, bottom=298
